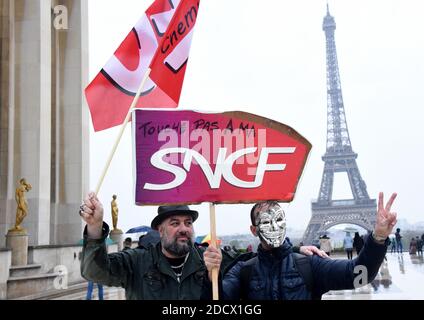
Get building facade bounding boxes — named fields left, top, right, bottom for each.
left=0, top=0, right=89, bottom=247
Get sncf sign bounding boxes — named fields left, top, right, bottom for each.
left=132, top=110, right=311, bottom=205
left=144, top=147, right=296, bottom=190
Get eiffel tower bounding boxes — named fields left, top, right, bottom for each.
left=302, top=5, right=376, bottom=245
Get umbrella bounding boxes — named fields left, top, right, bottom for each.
left=199, top=233, right=221, bottom=246
left=343, top=227, right=358, bottom=233
left=126, top=226, right=152, bottom=234
left=195, top=235, right=206, bottom=244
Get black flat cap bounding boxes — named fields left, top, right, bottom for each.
left=151, top=205, right=198, bottom=230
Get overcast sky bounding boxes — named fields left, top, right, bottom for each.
left=88, top=0, right=424, bottom=237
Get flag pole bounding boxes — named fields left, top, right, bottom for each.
left=95, top=68, right=152, bottom=194
left=209, top=202, right=219, bottom=300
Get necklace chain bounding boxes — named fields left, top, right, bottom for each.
left=170, top=253, right=189, bottom=278
left=171, top=262, right=186, bottom=269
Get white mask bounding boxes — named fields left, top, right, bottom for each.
left=256, top=206, right=286, bottom=248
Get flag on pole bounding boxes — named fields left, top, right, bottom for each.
left=149, top=0, right=200, bottom=104
left=85, top=0, right=201, bottom=132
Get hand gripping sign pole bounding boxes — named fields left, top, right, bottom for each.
left=95, top=69, right=151, bottom=194
left=209, top=203, right=219, bottom=300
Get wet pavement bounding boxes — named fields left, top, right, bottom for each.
left=323, top=252, right=424, bottom=300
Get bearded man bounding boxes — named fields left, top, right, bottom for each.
left=80, top=192, right=221, bottom=300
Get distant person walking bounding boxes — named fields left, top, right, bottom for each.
left=416, top=236, right=423, bottom=255
left=390, top=237, right=397, bottom=253
left=409, top=237, right=417, bottom=255
left=421, top=234, right=424, bottom=253
left=343, top=232, right=354, bottom=260
left=353, top=232, right=364, bottom=256
left=86, top=281, right=104, bottom=300
left=395, top=228, right=403, bottom=253
left=319, top=235, right=332, bottom=256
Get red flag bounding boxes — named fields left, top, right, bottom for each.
left=85, top=0, right=200, bottom=132
left=149, top=0, right=200, bottom=104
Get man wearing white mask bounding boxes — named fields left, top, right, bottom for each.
left=223, top=192, right=397, bottom=300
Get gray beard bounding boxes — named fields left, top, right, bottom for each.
left=162, top=237, right=193, bottom=257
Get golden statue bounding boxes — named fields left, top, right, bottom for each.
left=10, top=178, right=32, bottom=232
left=111, top=194, right=121, bottom=233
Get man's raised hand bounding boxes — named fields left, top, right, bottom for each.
left=80, top=192, right=104, bottom=239
left=374, top=192, right=397, bottom=239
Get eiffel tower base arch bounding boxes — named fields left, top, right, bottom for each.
left=302, top=200, right=376, bottom=245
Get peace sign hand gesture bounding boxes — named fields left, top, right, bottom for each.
left=374, top=192, right=397, bottom=240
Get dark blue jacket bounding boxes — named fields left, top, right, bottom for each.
left=223, top=234, right=387, bottom=300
